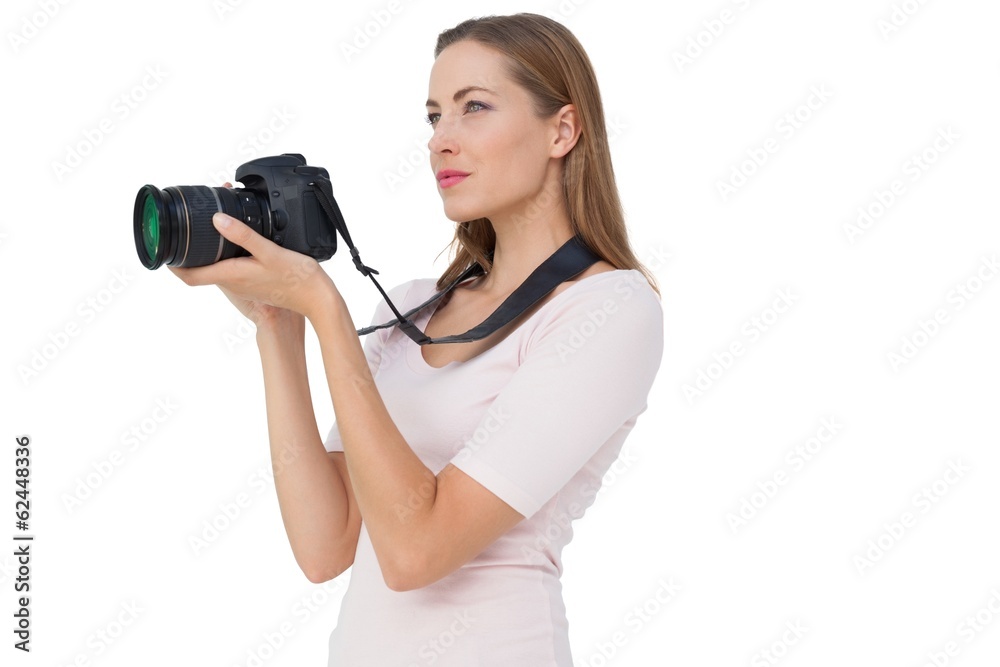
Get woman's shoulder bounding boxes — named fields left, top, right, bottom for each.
left=526, top=268, right=663, bottom=341
left=516, top=268, right=663, bottom=376
left=550, top=268, right=661, bottom=312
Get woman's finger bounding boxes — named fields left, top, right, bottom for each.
left=212, top=212, right=274, bottom=260
left=167, top=262, right=234, bottom=287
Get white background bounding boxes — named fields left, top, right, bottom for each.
left=2, top=0, right=999, bottom=665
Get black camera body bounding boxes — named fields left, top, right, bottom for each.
left=134, top=154, right=342, bottom=269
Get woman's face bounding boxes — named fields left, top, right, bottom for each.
left=426, top=40, right=561, bottom=224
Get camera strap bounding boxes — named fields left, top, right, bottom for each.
left=312, top=177, right=601, bottom=346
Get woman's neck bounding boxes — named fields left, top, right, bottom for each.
left=475, top=178, right=576, bottom=296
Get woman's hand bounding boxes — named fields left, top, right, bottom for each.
left=168, top=211, right=335, bottom=325
left=212, top=283, right=299, bottom=331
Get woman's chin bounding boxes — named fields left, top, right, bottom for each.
left=441, top=202, right=484, bottom=224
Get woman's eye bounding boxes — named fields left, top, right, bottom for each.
left=425, top=101, right=488, bottom=126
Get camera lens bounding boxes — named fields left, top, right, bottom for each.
left=133, top=184, right=269, bottom=269
left=139, top=191, right=162, bottom=261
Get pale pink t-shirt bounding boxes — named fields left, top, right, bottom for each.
left=323, top=269, right=663, bottom=666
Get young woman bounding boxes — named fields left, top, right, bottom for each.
left=172, top=13, right=663, bottom=666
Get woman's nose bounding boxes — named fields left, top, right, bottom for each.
left=428, top=120, right=457, bottom=156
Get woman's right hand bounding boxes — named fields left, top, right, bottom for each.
left=169, top=182, right=304, bottom=336
left=216, top=284, right=301, bottom=328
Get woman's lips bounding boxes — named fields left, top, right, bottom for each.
left=436, top=170, right=470, bottom=188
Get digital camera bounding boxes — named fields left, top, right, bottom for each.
left=133, top=154, right=341, bottom=269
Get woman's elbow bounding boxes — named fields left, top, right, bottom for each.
left=384, top=572, right=426, bottom=592
left=303, top=565, right=340, bottom=585
left=381, top=550, right=438, bottom=592
left=301, top=550, right=354, bottom=584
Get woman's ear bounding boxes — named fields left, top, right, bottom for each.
left=550, top=104, right=582, bottom=159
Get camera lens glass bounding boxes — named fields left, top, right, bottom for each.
left=140, top=193, right=160, bottom=260
left=133, top=184, right=268, bottom=269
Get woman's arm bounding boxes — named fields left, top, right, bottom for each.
left=254, top=313, right=362, bottom=583
left=305, top=283, right=524, bottom=592
left=170, top=213, right=524, bottom=590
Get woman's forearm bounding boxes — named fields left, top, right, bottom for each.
left=255, top=315, right=358, bottom=582
left=305, top=283, right=439, bottom=586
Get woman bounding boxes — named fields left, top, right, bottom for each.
left=172, top=12, right=663, bottom=666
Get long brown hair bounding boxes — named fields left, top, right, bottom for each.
left=432, top=13, right=659, bottom=295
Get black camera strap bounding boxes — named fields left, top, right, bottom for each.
left=312, top=177, right=601, bottom=346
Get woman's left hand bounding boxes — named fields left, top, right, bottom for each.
left=169, top=212, right=334, bottom=320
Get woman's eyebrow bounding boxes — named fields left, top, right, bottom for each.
left=426, top=85, right=499, bottom=108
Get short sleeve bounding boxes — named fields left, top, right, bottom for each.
left=323, top=280, right=424, bottom=452
left=449, top=271, right=664, bottom=518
